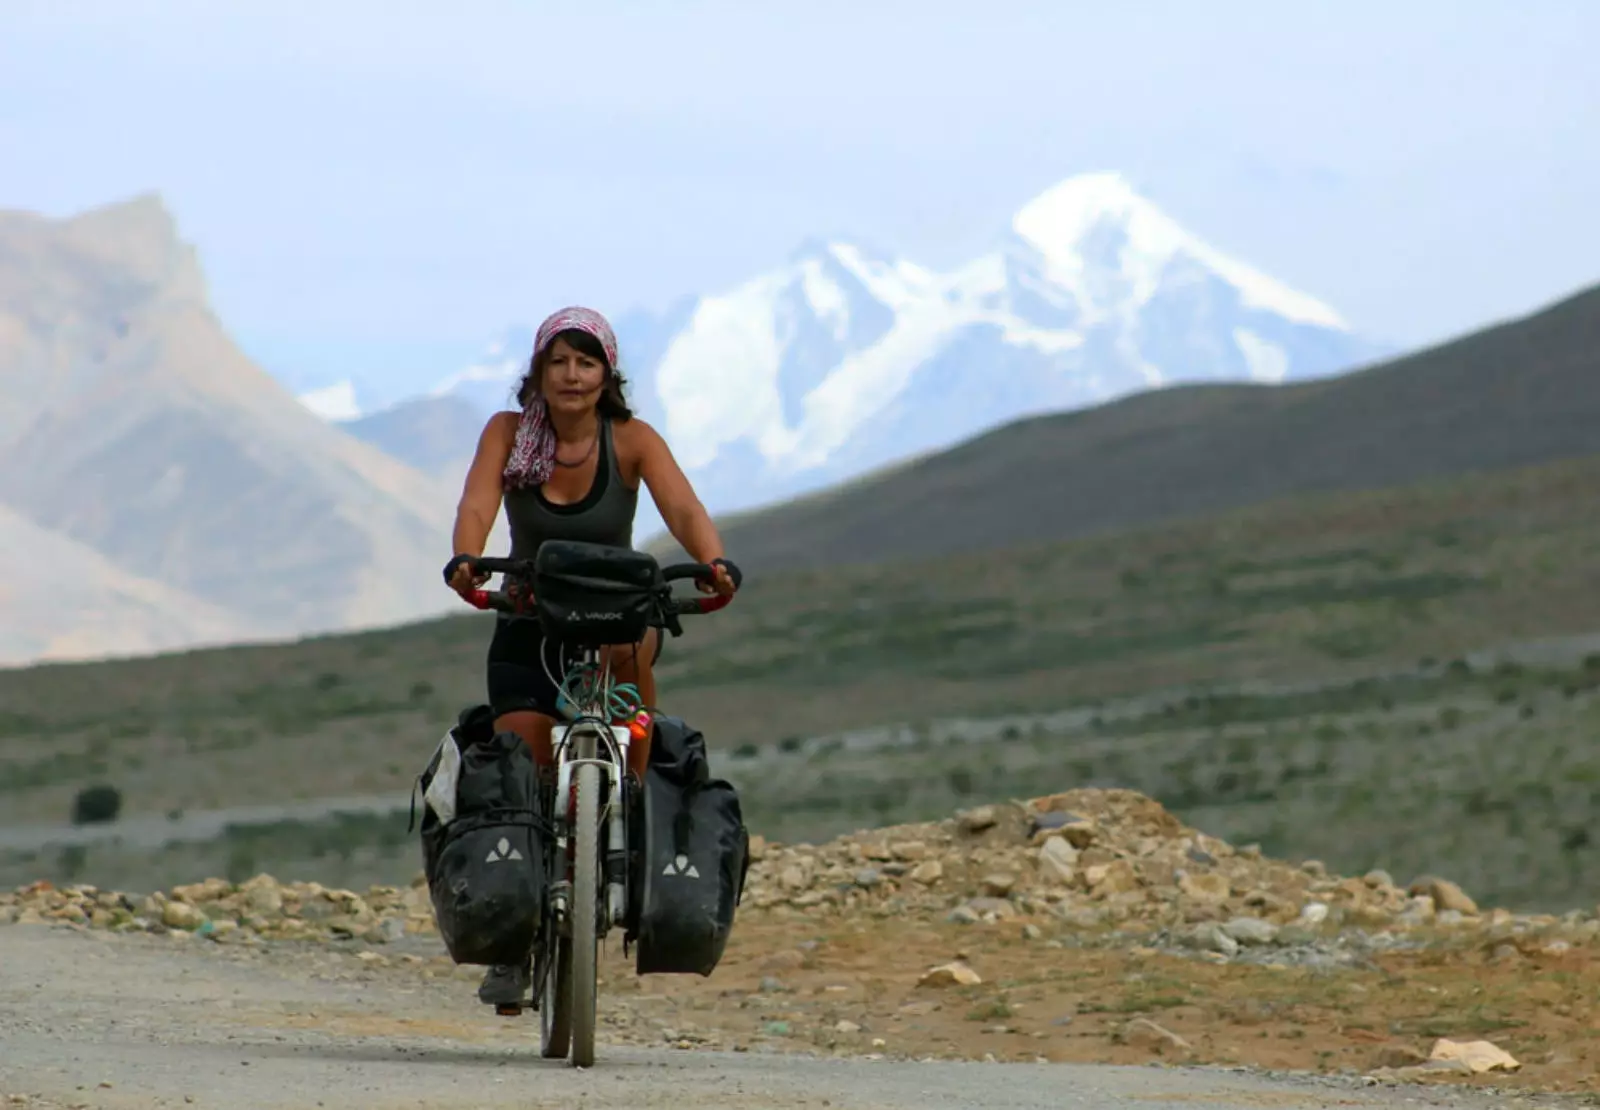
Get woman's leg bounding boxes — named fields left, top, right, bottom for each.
left=493, top=710, right=556, bottom=766
left=478, top=619, right=563, bottom=1007
left=604, top=627, right=659, bottom=782
left=486, top=616, right=565, bottom=766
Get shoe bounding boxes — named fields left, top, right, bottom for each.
left=477, top=959, right=531, bottom=1007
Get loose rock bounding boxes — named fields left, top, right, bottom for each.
left=1037, top=837, right=1078, bottom=884
left=918, top=962, right=982, bottom=988
left=1221, top=917, right=1279, bottom=946
left=1429, top=1038, right=1520, bottom=1073
left=1410, top=876, right=1479, bottom=916
left=160, top=902, right=206, bottom=931
left=1122, top=1018, right=1191, bottom=1053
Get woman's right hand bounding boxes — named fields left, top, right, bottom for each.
left=444, top=554, right=488, bottom=599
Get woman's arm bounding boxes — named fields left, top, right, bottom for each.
left=633, top=419, right=725, bottom=566
left=451, top=412, right=516, bottom=561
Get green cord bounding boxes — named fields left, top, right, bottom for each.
left=557, top=662, right=643, bottom=722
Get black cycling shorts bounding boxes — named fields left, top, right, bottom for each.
left=485, top=616, right=663, bottom=719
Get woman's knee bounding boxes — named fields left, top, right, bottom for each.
left=494, top=710, right=556, bottom=764
left=606, top=630, right=658, bottom=682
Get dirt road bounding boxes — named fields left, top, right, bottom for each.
left=0, top=925, right=1564, bottom=1110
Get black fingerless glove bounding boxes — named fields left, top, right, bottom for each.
left=711, top=557, right=743, bottom=589
left=443, top=554, right=475, bottom=585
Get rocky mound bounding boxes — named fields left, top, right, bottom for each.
left=750, top=789, right=1519, bottom=930
left=4, top=789, right=1596, bottom=955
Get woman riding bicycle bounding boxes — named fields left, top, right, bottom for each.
left=443, top=306, right=739, bottom=1005
left=446, top=304, right=738, bottom=771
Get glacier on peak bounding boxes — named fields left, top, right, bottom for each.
left=1011, top=170, right=1348, bottom=332
left=297, top=380, right=363, bottom=422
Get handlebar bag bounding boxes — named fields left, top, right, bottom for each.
left=532, top=539, right=661, bottom=646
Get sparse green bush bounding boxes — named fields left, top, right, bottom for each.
left=71, top=783, right=122, bottom=825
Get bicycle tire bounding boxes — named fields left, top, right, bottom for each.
left=539, top=935, right=572, bottom=1058
left=540, top=772, right=572, bottom=1059
left=570, top=761, right=601, bottom=1067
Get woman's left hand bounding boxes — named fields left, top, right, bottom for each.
left=699, top=559, right=740, bottom=598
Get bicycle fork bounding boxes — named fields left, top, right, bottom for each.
left=552, top=725, right=633, bottom=931
left=597, top=723, right=632, bottom=927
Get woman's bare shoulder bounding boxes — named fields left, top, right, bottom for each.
left=484, top=409, right=519, bottom=440
left=465, top=410, right=519, bottom=465
left=611, top=415, right=666, bottom=484
left=612, top=414, right=664, bottom=450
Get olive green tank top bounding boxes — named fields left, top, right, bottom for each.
left=503, top=415, right=637, bottom=563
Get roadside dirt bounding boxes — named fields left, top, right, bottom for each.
left=636, top=911, right=1598, bottom=1090
left=2, top=925, right=1591, bottom=1110
left=4, top=788, right=1597, bottom=1105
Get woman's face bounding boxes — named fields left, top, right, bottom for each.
left=540, top=335, right=608, bottom=417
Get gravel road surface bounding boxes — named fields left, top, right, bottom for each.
left=0, top=924, right=1561, bottom=1110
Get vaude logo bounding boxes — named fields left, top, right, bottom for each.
left=576, top=611, right=624, bottom=621
left=485, top=837, right=523, bottom=864
left=662, top=854, right=700, bottom=879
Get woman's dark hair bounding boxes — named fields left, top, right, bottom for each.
left=515, top=327, right=633, bottom=419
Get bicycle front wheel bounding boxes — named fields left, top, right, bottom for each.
left=539, top=935, right=572, bottom=1058
left=569, top=760, right=601, bottom=1067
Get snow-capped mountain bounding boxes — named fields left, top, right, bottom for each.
left=337, top=172, right=1386, bottom=539
left=297, top=380, right=363, bottom=421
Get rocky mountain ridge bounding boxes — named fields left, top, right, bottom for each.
left=0, top=194, right=462, bottom=663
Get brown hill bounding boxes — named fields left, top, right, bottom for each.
left=0, top=503, right=244, bottom=665
left=0, top=193, right=458, bottom=656
left=654, top=281, right=1600, bottom=574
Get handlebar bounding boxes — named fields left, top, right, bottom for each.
left=467, top=556, right=533, bottom=577
left=457, top=555, right=735, bottom=624
left=659, top=562, right=735, bottom=615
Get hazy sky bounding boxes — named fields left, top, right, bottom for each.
left=4, top=0, right=1597, bottom=395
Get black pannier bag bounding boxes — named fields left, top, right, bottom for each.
left=412, top=704, right=548, bottom=966
left=531, top=539, right=660, bottom=645
left=626, top=714, right=751, bottom=976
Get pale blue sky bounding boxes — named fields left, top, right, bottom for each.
left=4, top=0, right=1597, bottom=396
